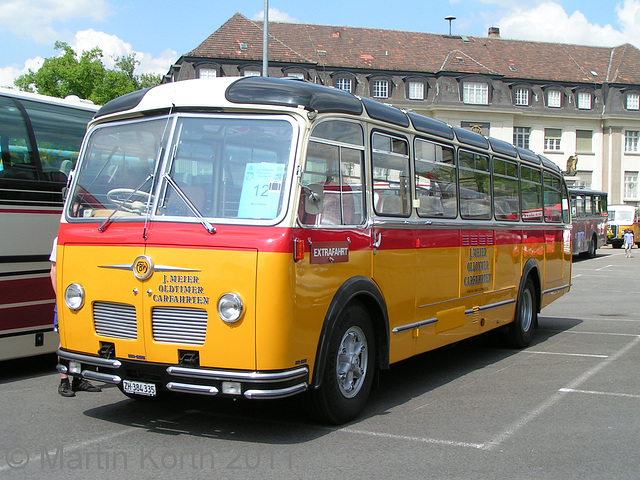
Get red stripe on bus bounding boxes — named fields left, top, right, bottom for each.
left=0, top=208, right=62, bottom=215
left=59, top=222, right=567, bottom=254
left=0, top=304, right=54, bottom=332
left=0, top=277, right=53, bottom=305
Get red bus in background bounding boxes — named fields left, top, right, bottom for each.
left=569, top=188, right=608, bottom=257
left=0, top=88, right=97, bottom=360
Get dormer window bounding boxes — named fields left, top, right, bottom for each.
left=332, top=72, right=357, bottom=93
left=198, top=68, right=217, bottom=79
left=627, top=92, right=640, bottom=110
left=408, top=81, right=425, bottom=100
left=463, top=82, right=489, bottom=105
left=514, top=87, right=530, bottom=106
left=372, top=79, right=389, bottom=98
left=547, top=90, right=562, bottom=108
left=336, top=78, right=352, bottom=92
left=577, top=91, right=592, bottom=110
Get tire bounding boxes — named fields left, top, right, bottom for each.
left=506, top=277, right=537, bottom=348
left=310, top=301, right=375, bottom=424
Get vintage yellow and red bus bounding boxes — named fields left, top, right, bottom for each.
left=0, top=88, right=97, bottom=361
left=569, top=188, right=607, bottom=257
left=607, top=204, right=640, bottom=249
left=56, top=77, right=571, bottom=423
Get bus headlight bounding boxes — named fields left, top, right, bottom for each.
left=217, top=293, right=243, bottom=324
left=64, top=283, right=85, bottom=311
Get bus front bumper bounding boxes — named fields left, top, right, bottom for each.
left=56, top=349, right=309, bottom=399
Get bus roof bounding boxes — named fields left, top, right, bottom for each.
left=0, top=87, right=98, bottom=112
left=94, top=76, right=559, bottom=170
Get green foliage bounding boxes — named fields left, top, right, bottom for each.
left=14, top=41, right=162, bottom=105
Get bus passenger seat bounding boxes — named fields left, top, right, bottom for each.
left=376, top=194, right=402, bottom=215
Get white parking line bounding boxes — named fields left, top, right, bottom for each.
left=527, top=350, right=608, bottom=358
left=559, top=388, right=640, bottom=399
left=340, top=428, right=485, bottom=450
left=482, top=335, right=640, bottom=451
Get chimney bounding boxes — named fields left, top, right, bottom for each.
left=488, top=27, right=500, bottom=38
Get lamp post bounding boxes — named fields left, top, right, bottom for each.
left=262, top=0, right=269, bottom=77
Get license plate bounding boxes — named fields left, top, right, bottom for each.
left=123, top=379, right=156, bottom=397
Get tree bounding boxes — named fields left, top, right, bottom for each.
left=14, top=41, right=162, bottom=105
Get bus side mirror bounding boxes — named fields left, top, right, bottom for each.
left=302, top=183, right=323, bottom=215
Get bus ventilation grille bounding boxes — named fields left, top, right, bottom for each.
left=93, top=302, right=138, bottom=340
left=152, top=307, right=208, bottom=345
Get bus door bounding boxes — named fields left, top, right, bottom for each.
left=412, top=139, right=463, bottom=352
left=369, top=132, right=419, bottom=361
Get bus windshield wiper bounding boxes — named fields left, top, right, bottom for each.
left=163, top=173, right=216, bottom=234
left=98, top=174, right=153, bottom=233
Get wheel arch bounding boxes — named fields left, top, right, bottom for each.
left=310, top=275, right=389, bottom=389
left=520, top=258, right=541, bottom=316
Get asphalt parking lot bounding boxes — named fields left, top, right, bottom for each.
left=1, top=244, right=639, bottom=479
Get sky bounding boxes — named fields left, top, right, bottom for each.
left=1, top=0, right=639, bottom=89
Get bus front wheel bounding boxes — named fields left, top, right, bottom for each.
left=311, top=301, right=375, bottom=424
left=506, top=277, right=537, bottom=348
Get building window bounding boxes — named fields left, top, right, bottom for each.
left=627, top=93, right=640, bottom=110
left=408, top=81, right=424, bottom=100
left=198, top=68, right=217, bottom=79
left=243, top=70, right=261, bottom=77
left=286, top=72, right=305, bottom=80
left=547, top=90, right=562, bottom=108
left=463, top=82, right=489, bottom=104
left=577, top=92, right=592, bottom=110
left=335, top=78, right=352, bottom=92
left=625, top=131, right=639, bottom=153
left=372, top=80, right=389, bottom=99
left=544, top=128, right=562, bottom=151
left=576, top=130, right=592, bottom=154
left=514, top=88, right=529, bottom=106
left=513, top=127, right=530, bottom=149
left=625, top=171, right=638, bottom=199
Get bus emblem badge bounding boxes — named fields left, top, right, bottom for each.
left=133, top=255, right=154, bottom=280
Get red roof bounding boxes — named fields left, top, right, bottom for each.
left=186, top=13, right=640, bottom=85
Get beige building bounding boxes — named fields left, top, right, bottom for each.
left=164, top=13, right=640, bottom=204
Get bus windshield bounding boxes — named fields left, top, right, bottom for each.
left=67, top=115, right=296, bottom=222
left=609, top=209, right=633, bottom=223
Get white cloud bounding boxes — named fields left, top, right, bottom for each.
left=496, top=1, right=637, bottom=48
left=252, top=8, right=299, bottom=23
left=0, top=28, right=176, bottom=88
left=0, top=0, right=110, bottom=45
left=0, top=57, right=44, bottom=89
left=616, top=0, right=640, bottom=42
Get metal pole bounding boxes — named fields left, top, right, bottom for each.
left=262, top=0, right=269, bottom=77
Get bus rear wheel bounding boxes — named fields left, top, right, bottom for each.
left=311, top=301, right=375, bottom=424
left=506, top=277, right=537, bottom=348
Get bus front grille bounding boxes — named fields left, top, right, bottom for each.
left=93, top=302, right=138, bottom=339
left=152, top=307, right=208, bottom=345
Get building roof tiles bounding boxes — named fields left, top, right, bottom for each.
left=185, top=13, right=640, bottom=86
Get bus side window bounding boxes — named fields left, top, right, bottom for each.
left=414, top=138, right=457, bottom=218
left=372, top=132, right=410, bottom=217
left=0, top=97, right=38, bottom=181
left=300, top=120, right=365, bottom=226
left=493, top=157, right=520, bottom=221
left=459, top=150, right=491, bottom=219
left=521, top=165, right=542, bottom=222
left=543, top=172, right=563, bottom=222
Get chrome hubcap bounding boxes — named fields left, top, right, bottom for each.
left=336, top=326, right=368, bottom=398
